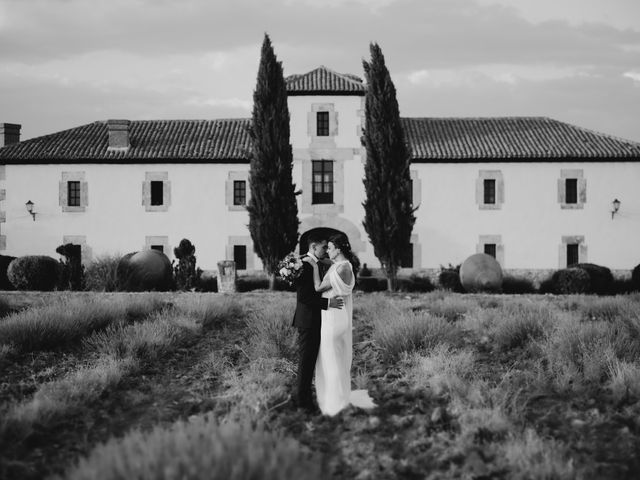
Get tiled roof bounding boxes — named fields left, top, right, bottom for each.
left=403, top=117, right=640, bottom=161
left=2, top=116, right=639, bottom=164
left=286, top=66, right=365, bottom=95
left=0, top=119, right=252, bottom=163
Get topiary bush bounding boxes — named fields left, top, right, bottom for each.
left=574, top=263, right=613, bottom=295
left=116, top=250, right=174, bottom=292
left=173, top=238, right=202, bottom=291
left=56, top=243, right=85, bottom=291
left=550, top=268, right=590, bottom=294
left=0, top=255, right=16, bottom=290
left=7, top=256, right=60, bottom=291
left=631, top=263, right=640, bottom=292
left=438, top=264, right=463, bottom=292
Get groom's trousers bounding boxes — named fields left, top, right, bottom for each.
left=296, top=324, right=321, bottom=406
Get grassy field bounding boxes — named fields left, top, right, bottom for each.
left=1, top=291, right=640, bottom=479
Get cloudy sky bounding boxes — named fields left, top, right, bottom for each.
left=1, top=0, right=639, bottom=142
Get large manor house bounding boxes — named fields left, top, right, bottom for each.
left=1, top=66, right=639, bottom=280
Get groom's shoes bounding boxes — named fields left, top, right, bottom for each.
left=293, top=396, right=320, bottom=415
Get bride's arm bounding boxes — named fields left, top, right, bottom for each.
left=311, top=262, right=333, bottom=292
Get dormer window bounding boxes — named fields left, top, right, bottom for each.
left=316, top=112, right=329, bottom=136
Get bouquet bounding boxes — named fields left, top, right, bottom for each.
left=277, top=252, right=304, bottom=287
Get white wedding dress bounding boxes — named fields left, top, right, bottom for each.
left=315, top=260, right=376, bottom=416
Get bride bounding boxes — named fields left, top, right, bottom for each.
left=304, top=233, right=375, bottom=416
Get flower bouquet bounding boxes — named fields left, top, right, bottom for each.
left=277, top=252, right=304, bottom=287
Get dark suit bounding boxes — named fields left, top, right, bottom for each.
left=292, top=256, right=329, bottom=408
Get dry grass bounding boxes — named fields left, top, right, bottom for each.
left=0, top=295, right=169, bottom=353
left=369, top=298, right=463, bottom=359
left=245, top=301, right=298, bottom=362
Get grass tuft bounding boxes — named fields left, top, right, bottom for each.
left=55, top=415, right=326, bottom=480
left=245, top=301, right=298, bottom=362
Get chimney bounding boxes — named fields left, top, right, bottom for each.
left=0, top=123, right=21, bottom=147
left=107, top=119, right=130, bottom=151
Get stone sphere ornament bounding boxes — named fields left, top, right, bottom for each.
left=459, top=253, right=503, bottom=293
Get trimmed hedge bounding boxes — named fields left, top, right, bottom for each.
left=0, top=255, right=16, bottom=290
left=632, top=263, right=640, bottom=292
left=549, top=268, right=590, bottom=294
left=574, top=263, right=614, bottom=295
left=502, top=275, right=536, bottom=294
left=356, top=277, right=387, bottom=292
left=6, top=255, right=60, bottom=291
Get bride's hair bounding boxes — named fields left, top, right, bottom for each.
left=328, top=233, right=360, bottom=276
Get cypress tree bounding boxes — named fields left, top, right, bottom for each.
left=362, top=43, right=417, bottom=291
left=247, top=34, right=299, bottom=290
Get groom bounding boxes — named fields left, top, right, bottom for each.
left=292, top=233, right=344, bottom=413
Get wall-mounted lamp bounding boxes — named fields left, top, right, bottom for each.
left=611, top=198, right=621, bottom=219
left=25, top=200, right=36, bottom=221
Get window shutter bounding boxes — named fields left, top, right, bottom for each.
left=578, top=178, right=587, bottom=203
left=497, top=178, right=505, bottom=204
left=307, top=112, right=315, bottom=136
left=330, top=111, right=339, bottom=136
left=163, top=181, right=171, bottom=207
left=142, top=181, right=150, bottom=206
left=81, top=182, right=88, bottom=207
left=557, top=179, right=565, bottom=203
left=59, top=181, right=67, bottom=207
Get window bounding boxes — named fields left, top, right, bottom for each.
left=67, top=181, right=81, bottom=207
left=565, top=178, right=577, bottom=204
left=312, top=160, right=333, bottom=204
left=484, top=243, right=497, bottom=258
left=316, top=111, right=329, bottom=136
left=234, top=245, right=247, bottom=270
left=151, top=245, right=164, bottom=253
left=233, top=180, right=246, bottom=206
left=401, top=243, right=413, bottom=268
left=483, top=179, right=496, bottom=204
left=567, top=243, right=579, bottom=266
left=151, top=181, right=164, bottom=206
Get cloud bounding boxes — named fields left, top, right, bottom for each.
left=623, top=71, right=640, bottom=83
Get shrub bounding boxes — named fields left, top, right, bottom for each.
left=487, top=303, right=554, bottom=351
left=438, top=264, right=463, bottom=292
left=399, top=274, right=435, bottom=293
left=173, top=238, right=202, bottom=291
left=356, top=276, right=387, bottom=292
left=0, top=254, right=16, bottom=290
left=7, top=255, right=60, bottom=291
left=372, top=303, right=462, bottom=359
left=574, top=263, right=614, bottom=295
left=196, top=274, right=218, bottom=292
left=612, top=277, right=635, bottom=295
left=549, top=268, right=590, bottom=294
left=359, top=263, right=372, bottom=277
left=183, top=297, right=245, bottom=331
left=631, top=263, right=640, bottom=292
left=501, top=275, right=536, bottom=294
left=56, top=416, right=326, bottom=480
left=84, top=254, right=120, bottom=291
left=56, top=243, right=85, bottom=291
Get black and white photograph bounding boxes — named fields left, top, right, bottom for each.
left=1, top=0, right=640, bottom=478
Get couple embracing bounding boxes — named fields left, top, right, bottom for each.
left=292, top=232, right=375, bottom=416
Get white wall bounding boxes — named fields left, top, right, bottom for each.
left=413, top=162, right=640, bottom=270
left=3, top=163, right=260, bottom=271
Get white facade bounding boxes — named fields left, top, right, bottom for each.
left=2, top=79, right=640, bottom=277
